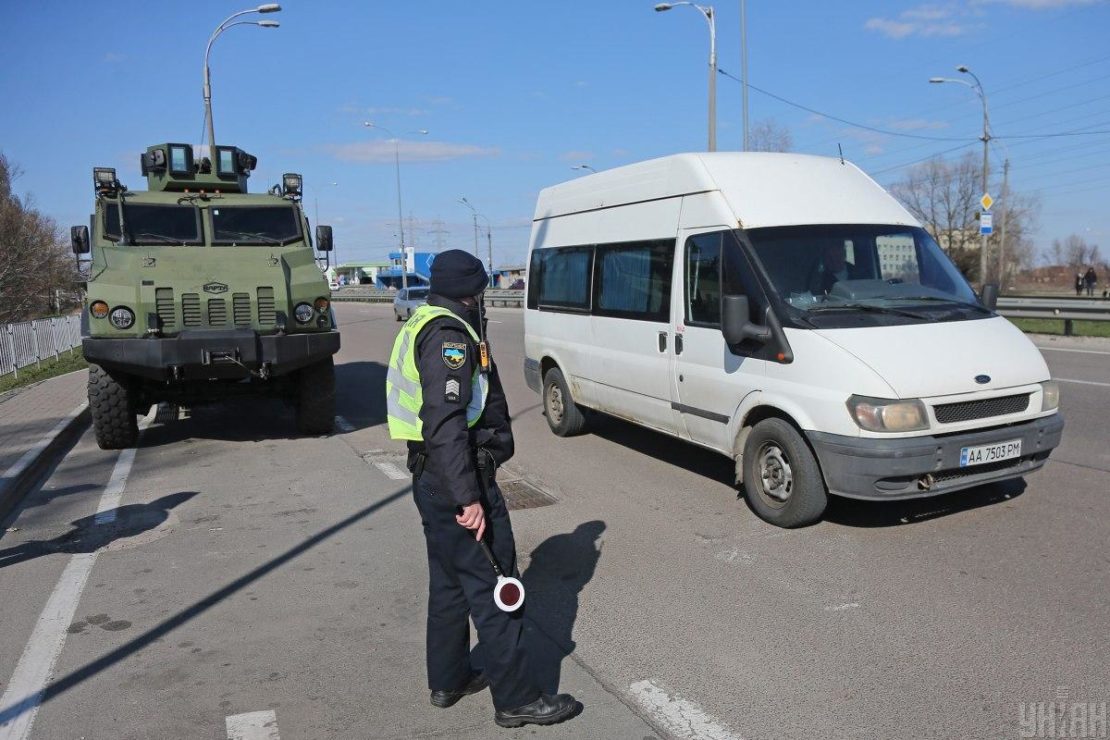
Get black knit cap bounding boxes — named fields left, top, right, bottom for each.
left=429, top=249, right=488, bottom=299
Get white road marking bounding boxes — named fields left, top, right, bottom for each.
left=1, top=403, right=87, bottom=491
left=1037, top=346, right=1110, bottom=356
left=334, top=415, right=354, bottom=433
left=225, top=710, right=280, bottom=740
left=373, top=461, right=409, bottom=480
left=1056, top=377, right=1110, bottom=388
left=824, top=602, right=861, bottom=612
left=629, top=680, right=742, bottom=740
left=0, top=408, right=154, bottom=740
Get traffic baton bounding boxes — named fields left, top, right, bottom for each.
left=477, top=537, right=525, bottom=612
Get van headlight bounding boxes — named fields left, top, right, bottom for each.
left=293, top=303, right=315, bottom=324
left=1040, top=380, right=1060, bottom=411
left=847, top=395, right=929, bottom=432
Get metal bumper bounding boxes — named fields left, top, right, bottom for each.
left=806, top=413, right=1065, bottom=501
left=83, top=329, right=340, bottom=381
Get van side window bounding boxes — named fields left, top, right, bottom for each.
left=685, top=233, right=724, bottom=326
left=534, top=247, right=592, bottom=311
left=593, top=240, right=673, bottom=322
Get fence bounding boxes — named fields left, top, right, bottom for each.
left=0, top=315, right=83, bottom=379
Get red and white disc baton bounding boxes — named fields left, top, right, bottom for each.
left=477, top=538, right=524, bottom=612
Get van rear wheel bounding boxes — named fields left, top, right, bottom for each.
left=543, top=367, right=587, bottom=437
left=741, top=418, right=826, bottom=528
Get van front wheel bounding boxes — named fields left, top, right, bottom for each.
left=543, top=367, right=587, bottom=437
left=741, top=418, right=826, bottom=527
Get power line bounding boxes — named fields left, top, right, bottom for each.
left=869, top=142, right=980, bottom=177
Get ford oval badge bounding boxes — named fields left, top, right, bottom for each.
left=974, top=374, right=991, bottom=385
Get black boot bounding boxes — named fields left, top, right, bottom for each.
left=430, top=672, right=489, bottom=708
left=494, top=693, right=581, bottom=728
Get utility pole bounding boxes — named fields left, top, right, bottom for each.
left=486, top=224, right=494, bottom=288
left=997, top=159, right=1010, bottom=289
left=740, top=0, right=749, bottom=151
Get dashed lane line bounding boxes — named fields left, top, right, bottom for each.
left=0, top=409, right=155, bottom=740
left=225, top=710, right=280, bottom=740
left=1037, top=346, right=1110, bottom=356
left=629, top=679, right=743, bottom=740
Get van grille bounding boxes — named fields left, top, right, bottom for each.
left=182, top=293, right=202, bottom=327
left=934, top=394, right=1030, bottom=424
left=257, top=286, right=276, bottom=326
left=155, top=287, right=175, bottom=330
left=208, top=298, right=227, bottom=326
left=233, top=293, right=251, bottom=326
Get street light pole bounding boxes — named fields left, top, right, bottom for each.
left=740, top=0, right=749, bottom=150
left=655, top=2, right=717, bottom=152
left=365, top=123, right=428, bottom=290
left=930, top=66, right=992, bottom=285
left=459, top=197, right=480, bottom=259
left=203, top=4, right=281, bottom=161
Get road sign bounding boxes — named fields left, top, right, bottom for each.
left=980, top=193, right=993, bottom=211
left=980, top=211, right=993, bottom=235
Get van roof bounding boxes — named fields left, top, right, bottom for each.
left=532, top=152, right=918, bottom=230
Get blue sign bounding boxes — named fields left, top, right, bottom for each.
left=980, top=211, right=993, bottom=236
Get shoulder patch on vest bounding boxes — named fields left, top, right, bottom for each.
left=442, top=341, right=467, bottom=370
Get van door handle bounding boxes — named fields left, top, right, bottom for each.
left=675, top=334, right=684, bottom=355
left=658, top=331, right=667, bottom=352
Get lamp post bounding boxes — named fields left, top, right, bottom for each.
left=571, top=164, right=597, bottom=173
left=655, top=2, right=716, bottom=152
left=364, top=122, right=428, bottom=290
left=458, top=198, right=493, bottom=284
left=203, top=4, right=281, bottom=161
left=930, top=66, right=992, bottom=285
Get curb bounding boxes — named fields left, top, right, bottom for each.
left=0, top=402, right=90, bottom=524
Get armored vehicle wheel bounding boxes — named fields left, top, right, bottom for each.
left=542, top=367, right=587, bottom=437
left=296, top=357, right=336, bottom=435
left=88, top=363, right=138, bottom=450
left=740, top=418, right=827, bottom=528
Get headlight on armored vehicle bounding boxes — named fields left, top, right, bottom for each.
left=1040, top=380, right=1060, bottom=411
left=293, top=302, right=315, bottom=324
left=89, top=301, right=110, bottom=319
left=109, top=306, right=135, bottom=330
left=847, top=395, right=929, bottom=433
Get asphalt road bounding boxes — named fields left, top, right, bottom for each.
left=1, top=303, right=1106, bottom=740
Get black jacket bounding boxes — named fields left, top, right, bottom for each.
left=406, top=294, right=514, bottom=507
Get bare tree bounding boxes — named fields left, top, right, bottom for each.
left=0, top=153, right=80, bottom=323
left=748, top=119, right=793, bottom=153
left=1050, top=234, right=1101, bottom=268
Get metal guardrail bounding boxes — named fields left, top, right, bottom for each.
left=1, top=315, right=83, bottom=379
left=996, top=296, right=1110, bottom=335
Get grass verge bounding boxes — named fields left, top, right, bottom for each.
left=1009, top=318, right=1110, bottom=338
left=0, top=353, right=88, bottom=395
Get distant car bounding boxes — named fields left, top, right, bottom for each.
left=328, top=280, right=340, bottom=290
left=394, top=286, right=429, bottom=321
left=509, top=279, right=525, bottom=290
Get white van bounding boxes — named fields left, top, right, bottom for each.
left=522, top=153, right=1063, bottom=527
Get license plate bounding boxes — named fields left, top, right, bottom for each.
left=960, top=439, right=1022, bottom=467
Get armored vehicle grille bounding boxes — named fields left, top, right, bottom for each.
left=208, top=298, right=227, bottom=326
left=257, top=287, right=276, bottom=326
left=182, top=294, right=202, bottom=327
left=934, top=393, right=1030, bottom=424
left=155, top=288, right=175, bottom=330
left=233, top=293, right=251, bottom=326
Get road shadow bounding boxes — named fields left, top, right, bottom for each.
left=334, top=360, right=387, bottom=430
left=0, top=491, right=197, bottom=569
left=824, top=478, right=1027, bottom=528
left=520, top=521, right=606, bottom=694
left=587, top=414, right=736, bottom=487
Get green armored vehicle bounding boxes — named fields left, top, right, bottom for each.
left=71, top=142, right=339, bottom=449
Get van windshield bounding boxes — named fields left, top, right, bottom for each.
left=744, top=224, right=986, bottom=326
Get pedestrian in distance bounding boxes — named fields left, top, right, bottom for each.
left=1084, top=266, right=1098, bottom=297
left=1075, top=272, right=1084, bottom=297
left=386, top=249, right=581, bottom=729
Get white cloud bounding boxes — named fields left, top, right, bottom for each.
left=886, top=118, right=951, bottom=131
left=864, top=4, right=975, bottom=38
left=365, top=106, right=429, bottom=117
left=328, top=139, right=500, bottom=163
left=559, top=150, right=593, bottom=162
left=975, top=0, right=1101, bottom=7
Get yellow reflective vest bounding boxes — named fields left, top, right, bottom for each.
left=386, top=304, right=489, bottom=441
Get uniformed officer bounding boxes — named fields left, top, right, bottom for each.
left=386, top=250, right=580, bottom=728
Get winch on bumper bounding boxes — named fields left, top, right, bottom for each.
left=806, top=413, right=1065, bottom=500
left=82, top=329, right=341, bottom=381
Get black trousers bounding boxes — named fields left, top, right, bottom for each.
left=412, top=473, right=539, bottom=711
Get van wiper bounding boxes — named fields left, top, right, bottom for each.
left=132, top=232, right=186, bottom=245
left=808, top=303, right=929, bottom=320
left=218, top=230, right=283, bottom=245
left=892, top=295, right=992, bottom=313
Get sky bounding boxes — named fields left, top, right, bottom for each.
left=2, top=0, right=1108, bottom=269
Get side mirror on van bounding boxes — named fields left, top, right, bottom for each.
left=315, top=225, right=333, bottom=252
left=722, top=294, right=771, bottom=345
left=71, top=225, right=90, bottom=255
left=980, top=282, right=999, bottom=311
